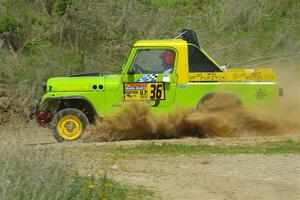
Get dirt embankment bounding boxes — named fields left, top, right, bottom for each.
left=0, top=88, right=13, bottom=125
left=0, top=84, right=35, bottom=127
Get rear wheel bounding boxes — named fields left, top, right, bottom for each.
left=198, top=93, right=242, bottom=112
left=51, top=108, right=89, bottom=142
left=198, top=93, right=242, bottom=136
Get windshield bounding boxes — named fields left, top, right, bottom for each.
left=131, top=49, right=175, bottom=74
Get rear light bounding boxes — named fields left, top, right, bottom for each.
left=279, top=88, right=284, bottom=97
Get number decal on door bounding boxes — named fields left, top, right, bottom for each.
left=150, top=83, right=163, bottom=99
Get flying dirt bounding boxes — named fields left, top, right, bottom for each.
left=84, top=96, right=298, bottom=142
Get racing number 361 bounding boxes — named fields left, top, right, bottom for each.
left=150, top=83, right=164, bottom=100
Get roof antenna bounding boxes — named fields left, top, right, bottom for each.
left=173, top=29, right=189, bottom=39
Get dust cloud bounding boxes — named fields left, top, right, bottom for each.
left=85, top=59, right=300, bottom=142
left=84, top=98, right=288, bottom=142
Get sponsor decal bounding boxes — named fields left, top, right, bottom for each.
left=124, top=82, right=165, bottom=101
left=112, top=103, right=122, bottom=108
left=255, top=88, right=267, bottom=101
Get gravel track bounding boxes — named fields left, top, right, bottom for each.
left=1, top=125, right=300, bottom=200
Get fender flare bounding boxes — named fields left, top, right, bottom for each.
left=196, top=92, right=243, bottom=110
left=43, top=96, right=99, bottom=117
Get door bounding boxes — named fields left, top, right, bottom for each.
left=122, top=48, right=178, bottom=107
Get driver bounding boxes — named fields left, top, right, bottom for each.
left=159, top=50, right=175, bottom=73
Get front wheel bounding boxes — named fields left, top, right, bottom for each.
left=51, top=108, right=89, bottom=142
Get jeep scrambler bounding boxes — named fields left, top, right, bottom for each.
left=30, top=30, right=280, bottom=142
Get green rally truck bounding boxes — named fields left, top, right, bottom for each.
left=30, top=30, right=280, bottom=142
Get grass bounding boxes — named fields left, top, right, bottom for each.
left=1, top=0, right=299, bottom=80
left=108, top=140, right=300, bottom=156
left=0, top=143, right=154, bottom=200
left=64, top=174, right=155, bottom=200
left=1, top=1, right=299, bottom=198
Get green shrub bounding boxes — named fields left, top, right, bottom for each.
left=55, top=0, right=72, bottom=16
left=0, top=16, right=18, bottom=35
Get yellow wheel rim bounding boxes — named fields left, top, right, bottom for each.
left=213, top=125, right=235, bottom=137
left=57, top=115, right=83, bottom=140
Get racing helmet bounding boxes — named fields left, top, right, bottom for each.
left=159, top=50, right=175, bottom=65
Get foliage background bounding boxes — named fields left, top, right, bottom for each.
left=0, top=1, right=299, bottom=198
left=0, top=0, right=299, bottom=116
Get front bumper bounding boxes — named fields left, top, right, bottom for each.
left=29, top=97, right=41, bottom=119
left=29, top=97, right=53, bottom=126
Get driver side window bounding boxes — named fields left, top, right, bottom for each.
left=131, top=49, right=175, bottom=74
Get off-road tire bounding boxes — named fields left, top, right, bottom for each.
left=51, top=108, right=89, bottom=142
left=197, top=93, right=243, bottom=137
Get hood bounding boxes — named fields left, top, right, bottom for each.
left=47, top=74, right=122, bottom=92
left=104, top=74, right=122, bottom=91
left=68, top=72, right=103, bottom=77
left=47, top=75, right=105, bottom=92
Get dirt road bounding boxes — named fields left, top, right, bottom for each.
left=1, top=125, right=300, bottom=200
left=109, top=154, right=300, bottom=200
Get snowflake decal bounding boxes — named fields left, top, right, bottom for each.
left=255, top=88, right=267, bottom=101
